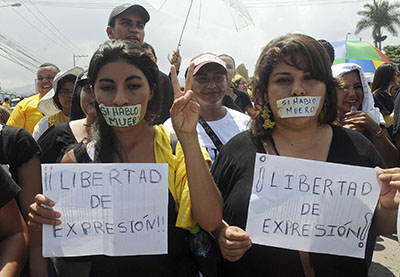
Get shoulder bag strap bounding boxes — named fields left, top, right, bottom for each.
left=198, top=116, right=224, bottom=152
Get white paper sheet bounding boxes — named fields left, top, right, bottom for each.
left=42, top=163, right=168, bottom=257
left=246, top=153, right=381, bottom=258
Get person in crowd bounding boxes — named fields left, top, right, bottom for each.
left=332, top=63, right=398, bottom=167
left=0, top=123, right=44, bottom=276
left=219, top=54, right=254, bottom=114
left=318, top=39, right=335, bottom=65
left=211, top=33, right=399, bottom=276
left=0, top=105, right=10, bottom=124
left=233, top=74, right=250, bottom=94
left=0, top=166, right=29, bottom=276
left=34, top=70, right=96, bottom=277
left=2, top=97, right=11, bottom=112
left=7, top=63, right=60, bottom=134
left=33, top=67, right=83, bottom=140
left=106, top=3, right=174, bottom=124
left=164, top=53, right=250, bottom=163
left=372, top=62, right=400, bottom=138
left=38, top=70, right=96, bottom=164
left=28, top=40, right=222, bottom=276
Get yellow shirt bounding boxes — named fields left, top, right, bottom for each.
left=6, top=94, right=43, bottom=134
left=1, top=102, right=10, bottom=112
left=48, top=111, right=69, bottom=127
left=153, top=125, right=211, bottom=230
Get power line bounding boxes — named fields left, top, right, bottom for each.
left=0, top=33, right=44, bottom=64
left=2, top=0, right=75, bottom=53
left=25, top=0, right=84, bottom=53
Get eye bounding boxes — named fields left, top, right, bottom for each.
left=100, top=85, right=114, bottom=91
left=276, top=77, right=290, bottom=84
left=127, top=83, right=141, bottom=90
left=354, top=84, right=362, bottom=90
left=196, top=77, right=208, bottom=84
left=304, top=73, right=315, bottom=80
left=136, top=22, right=145, bottom=30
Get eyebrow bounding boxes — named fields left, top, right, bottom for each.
left=125, top=75, right=142, bottom=82
left=273, top=72, right=290, bottom=76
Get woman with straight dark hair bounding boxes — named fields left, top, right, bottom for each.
left=372, top=62, right=400, bottom=137
left=211, top=33, right=399, bottom=276
left=28, top=40, right=222, bottom=276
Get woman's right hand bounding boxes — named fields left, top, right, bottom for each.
left=27, top=194, right=61, bottom=231
left=218, top=224, right=252, bottom=262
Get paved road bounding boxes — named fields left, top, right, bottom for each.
left=369, top=234, right=399, bottom=277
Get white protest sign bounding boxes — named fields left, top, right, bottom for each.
left=277, top=96, right=321, bottom=118
left=41, top=163, right=168, bottom=257
left=246, top=153, right=381, bottom=258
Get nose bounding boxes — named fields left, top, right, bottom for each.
left=113, top=86, right=129, bottom=106
left=290, top=80, right=306, bottom=96
left=128, top=24, right=139, bottom=33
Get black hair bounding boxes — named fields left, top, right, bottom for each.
left=318, top=39, right=335, bottom=65
left=88, top=40, right=161, bottom=162
left=372, top=63, right=399, bottom=94
left=251, top=33, right=337, bottom=139
left=38, top=63, right=60, bottom=73
left=142, top=42, right=157, bottom=60
left=4, top=97, right=9, bottom=102
left=69, top=70, right=88, bottom=120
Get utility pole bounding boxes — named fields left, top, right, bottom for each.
left=73, top=54, right=88, bottom=67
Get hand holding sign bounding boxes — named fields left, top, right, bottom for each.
left=170, top=63, right=200, bottom=141
left=217, top=223, right=252, bottom=262
left=377, top=167, right=400, bottom=210
left=28, top=194, right=61, bottom=231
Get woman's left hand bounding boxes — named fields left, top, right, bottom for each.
left=377, top=167, right=400, bottom=210
left=343, top=111, right=380, bottom=134
left=169, top=63, right=200, bottom=139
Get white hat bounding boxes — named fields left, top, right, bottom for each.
left=37, top=67, right=83, bottom=116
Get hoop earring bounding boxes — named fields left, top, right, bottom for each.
left=261, top=104, right=276, bottom=129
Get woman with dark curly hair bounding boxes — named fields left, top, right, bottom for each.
left=211, top=33, right=399, bottom=276
left=28, top=40, right=222, bottom=276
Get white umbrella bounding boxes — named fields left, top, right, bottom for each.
left=146, top=0, right=254, bottom=50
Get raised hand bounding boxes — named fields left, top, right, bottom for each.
left=169, top=63, right=200, bottom=139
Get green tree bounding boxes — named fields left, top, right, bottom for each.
left=355, top=0, right=400, bottom=50
left=383, top=44, right=400, bottom=63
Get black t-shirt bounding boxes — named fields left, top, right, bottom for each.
left=0, top=124, right=41, bottom=183
left=157, top=72, right=175, bottom=125
left=211, top=125, right=385, bottom=277
left=222, top=87, right=253, bottom=114
left=38, top=122, right=77, bottom=163
left=64, top=142, right=198, bottom=277
left=0, top=166, right=20, bottom=208
left=392, top=93, right=400, bottom=139
left=373, top=91, right=394, bottom=117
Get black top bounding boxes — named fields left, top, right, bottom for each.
left=157, top=71, right=175, bottom=124
left=392, top=93, right=400, bottom=139
left=211, top=125, right=385, bottom=277
left=0, top=124, right=41, bottom=183
left=373, top=91, right=394, bottom=117
left=66, top=142, right=198, bottom=277
left=0, top=166, right=20, bottom=208
left=38, top=122, right=77, bottom=163
left=222, top=87, right=253, bottom=114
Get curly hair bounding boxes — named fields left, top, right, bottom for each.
left=251, top=33, right=337, bottom=139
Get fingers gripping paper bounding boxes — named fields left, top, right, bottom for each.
left=41, top=163, right=168, bottom=257
left=277, top=96, right=321, bottom=118
left=246, top=154, right=381, bottom=258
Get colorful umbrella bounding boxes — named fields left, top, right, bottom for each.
left=331, top=40, right=391, bottom=73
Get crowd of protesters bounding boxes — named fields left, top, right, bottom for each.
left=0, top=3, right=399, bottom=277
